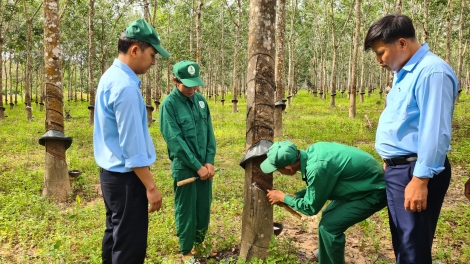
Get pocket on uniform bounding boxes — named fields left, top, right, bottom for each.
left=176, top=114, right=195, bottom=132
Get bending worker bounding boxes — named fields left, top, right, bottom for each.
left=261, top=141, right=387, bottom=264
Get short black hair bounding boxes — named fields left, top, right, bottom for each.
left=118, top=30, right=152, bottom=54
left=364, top=14, right=416, bottom=51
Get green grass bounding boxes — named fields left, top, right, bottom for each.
left=0, top=90, right=469, bottom=263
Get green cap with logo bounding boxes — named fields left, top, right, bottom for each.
left=260, top=141, right=298, bottom=173
left=173, top=60, right=204, bottom=87
left=125, top=19, right=170, bottom=58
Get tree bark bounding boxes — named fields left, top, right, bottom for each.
left=220, top=7, right=226, bottom=105
left=231, top=0, right=241, bottom=113
left=240, top=0, right=276, bottom=261
left=349, top=0, right=361, bottom=118
left=43, top=0, right=71, bottom=201
left=422, top=0, right=429, bottom=44
left=274, top=0, right=286, bottom=138
left=456, top=0, right=464, bottom=103
left=88, top=0, right=95, bottom=125
left=196, top=0, right=203, bottom=65
left=444, top=0, right=453, bottom=64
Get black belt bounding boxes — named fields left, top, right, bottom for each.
left=383, top=155, right=417, bottom=166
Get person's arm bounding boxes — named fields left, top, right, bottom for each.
left=114, top=86, right=155, bottom=169
left=133, top=167, right=162, bottom=213
left=204, top=100, right=216, bottom=178
left=159, top=100, right=208, bottom=178
left=283, top=168, right=333, bottom=216
left=405, top=71, right=456, bottom=212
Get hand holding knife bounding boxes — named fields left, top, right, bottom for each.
left=252, top=182, right=302, bottom=220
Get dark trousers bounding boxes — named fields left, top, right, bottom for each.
left=100, top=169, right=148, bottom=264
left=385, top=158, right=451, bottom=264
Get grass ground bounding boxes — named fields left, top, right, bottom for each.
left=0, top=89, right=469, bottom=263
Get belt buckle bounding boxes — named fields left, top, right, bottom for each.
left=383, top=158, right=393, bottom=166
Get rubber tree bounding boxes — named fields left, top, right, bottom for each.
left=274, top=0, right=286, bottom=138
left=348, top=0, right=361, bottom=118
left=88, top=0, right=95, bottom=125
left=240, top=0, right=276, bottom=261
left=0, top=1, right=19, bottom=119
left=327, top=0, right=352, bottom=108
left=22, top=0, right=42, bottom=120
left=42, top=0, right=71, bottom=200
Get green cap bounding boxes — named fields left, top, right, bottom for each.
left=260, top=141, right=298, bottom=173
left=173, top=60, right=204, bottom=87
left=125, top=19, right=170, bottom=58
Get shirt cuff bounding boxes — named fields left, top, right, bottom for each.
left=284, top=195, right=295, bottom=207
left=413, top=162, right=445, bottom=178
left=125, top=153, right=152, bottom=169
left=205, top=155, right=215, bottom=165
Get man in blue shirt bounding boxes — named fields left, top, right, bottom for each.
left=364, top=15, right=458, bottom=263
left=93, top=19, right=170, bottom=264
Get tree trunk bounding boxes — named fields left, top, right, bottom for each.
left=143, top=0, right=153, bottom=125
left=88, top=0, right=95, bottom=125
left=240, top=0, right=276, bottom=261
left=9, top=53, right=13, bottom=110
left=274, top=0, right=286, bottom=138
left=423, top=0, right=429, bottom=44
left=231, top=0, right=241, bottom=113
left=395, top=0, right=402, bottom=14
left=444, top=0, right=453, bottom=64
left=196, top=0, right=203, bottom=65
left=456, top=0, right=464, bottom=103
left=24, top=14, right=33, bottom=120
left=4, top=57, right=8, bottom=107
left=220, top=7, right=225, bottom=105
left=359, top=49, right=365, bottom=102
left=349, top=0, right=361, bottom=118
left=43, top=0, right=71, bottom=201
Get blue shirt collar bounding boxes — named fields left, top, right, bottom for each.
left=396, top=43, right=430, bottom=75
left=113, top=59, right=141, bottom=88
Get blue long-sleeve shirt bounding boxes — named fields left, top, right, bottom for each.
left=375, top=44, right=458, bottom=178
left=93, top=59, right=156, bottom=172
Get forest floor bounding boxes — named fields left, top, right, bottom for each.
left=1, top=90, right=469, bottom=263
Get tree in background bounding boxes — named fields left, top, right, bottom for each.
left=274, top=0, right=286, bottom=138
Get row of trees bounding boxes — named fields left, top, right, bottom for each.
left=0, top=0, right=469, bottom=121
left=1, top=0, right=468, bottom=261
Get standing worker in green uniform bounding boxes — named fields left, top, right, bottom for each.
left=261, top=141, right=387, bottom=264
left=159, top=60, right=216, bottom=264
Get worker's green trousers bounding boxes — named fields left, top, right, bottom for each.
left=317, top=190, right=387, bottom=264
left=173, top=169, right=212, bottom=255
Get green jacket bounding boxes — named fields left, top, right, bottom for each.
left=159, top=88, right=216, bottom=171
left=283, top=142, right=385, bottom=216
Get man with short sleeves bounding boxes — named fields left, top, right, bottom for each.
left=93, top=19, right=170, bottom=264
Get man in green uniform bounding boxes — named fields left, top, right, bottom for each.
left=261, top=141, right=387, bottom=264
left=159, top=60, right=216, bottom=264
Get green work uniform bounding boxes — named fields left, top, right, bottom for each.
left=283, top=142, right=387, bottom=264
left=159, top=87, right=216, bottom=255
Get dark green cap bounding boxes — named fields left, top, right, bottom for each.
left=173, top=60, right=204, bottom=87
left=260, top=141, right=298, bottom=173
left=125, top=19, right=170, bottom=58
